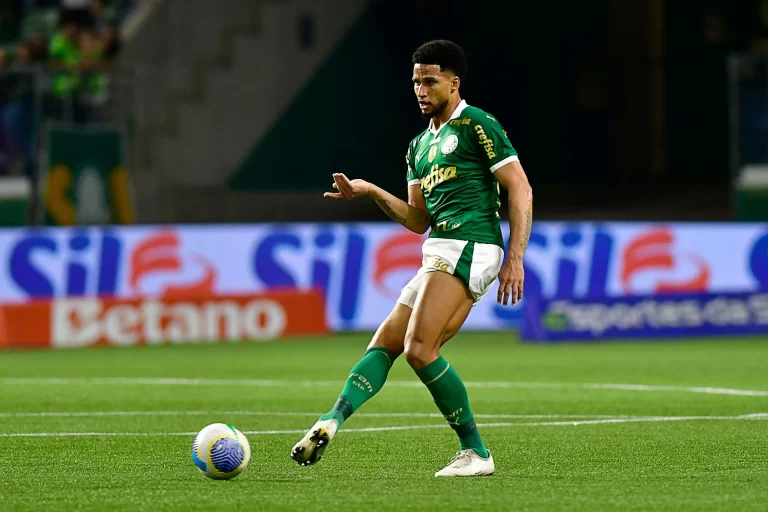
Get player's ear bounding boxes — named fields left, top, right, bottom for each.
left=451, top=75, right=460, bottom=93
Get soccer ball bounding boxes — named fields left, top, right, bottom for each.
left=192, top=423, right=251, bottom=480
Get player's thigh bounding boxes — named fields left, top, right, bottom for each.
left=438, top=241, right=504, bottom=345
left=405, top=270, right=473, bottom=354
left=367, top=302, right=412, bottom=357
left=439, top=299, right=473, bottom=346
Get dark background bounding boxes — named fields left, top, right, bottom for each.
left=235, top=0, right=768, bottom=221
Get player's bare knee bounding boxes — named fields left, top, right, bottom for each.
left=403, top=344, right=430, bottom=370
left=404, top=334, right=439, bottom=370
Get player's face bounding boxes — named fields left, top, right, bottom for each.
left=412, top=64, right=456, bottom=119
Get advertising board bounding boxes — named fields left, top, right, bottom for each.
left=0, top=289, right=327, bottom=349
left=520, top=291, right=768, bottom=342
left=0, top=222, right=766, bottom=331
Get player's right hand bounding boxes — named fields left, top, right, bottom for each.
left=497, top=257, right=524, bottom=306
left=324, top=173, right=371, bottom=200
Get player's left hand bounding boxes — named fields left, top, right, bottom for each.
left=324, top=173, right=371, bottom=200
left=497, top=257, right=524, bottom=306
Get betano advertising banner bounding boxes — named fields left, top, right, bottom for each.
left=0, top=222, right=767, bottom=331
left=0, top=289, right=328, bottom=349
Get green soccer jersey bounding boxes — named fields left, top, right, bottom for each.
left=405, top=100, right=519, bottom=248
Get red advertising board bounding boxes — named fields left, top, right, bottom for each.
left=0, top=289, right=327, bottom=349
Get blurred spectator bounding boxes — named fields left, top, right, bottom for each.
left=1, top=78, right=35, bottom=178
left=101, top=20, right=119, bottom=58
left=0, top=48, right=9, bottom=69
left=27, top=33, right=47, bottom=61
left=89, top=0, right=111, bottom=30
left=89, top=1, right=121, bottom=62
left=49, top=15, right=79, bottom=86
left=0, top=0, right=137, bottom=178
left=14, top=40, right=33, bottom=64
left=79, top=26, right=102, bottom=89
left=46, top=14, right=84, bottom=121
left=78, top=24, right=98, bottom=56
left=0, top=44, right=35, bottom=177
left=80, top=23, right=117, bottom=121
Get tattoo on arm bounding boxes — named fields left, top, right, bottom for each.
left=376, top=199, right=407, bottom=225
left=520, top=208, right=532, bottom=252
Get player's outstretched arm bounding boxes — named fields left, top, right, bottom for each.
left=324, top=173, right=430, bottom=234
left=494, top=161, right=533, bottom=306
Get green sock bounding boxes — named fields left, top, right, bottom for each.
left=415, top=355, right=489, bottom=458
left=319, top=346, right=395, bottom=428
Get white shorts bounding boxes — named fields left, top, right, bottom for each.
left=397, top=238, right=504, bottom=308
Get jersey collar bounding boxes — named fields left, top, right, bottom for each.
left=428, top=99, right=468, bottom=135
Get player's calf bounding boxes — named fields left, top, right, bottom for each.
left=405, top=271, right=491, bottom=463
left=290, top=345, right=395, bottom=466
left=290, top=305, right=409, bottom=466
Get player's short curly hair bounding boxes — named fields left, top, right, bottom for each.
left=412, top=40, right=468, bottom=81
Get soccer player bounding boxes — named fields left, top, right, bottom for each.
left=291, top=39, right=533, bottom=477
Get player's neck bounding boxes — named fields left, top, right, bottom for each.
left=431, top=96, right=462, bottom=131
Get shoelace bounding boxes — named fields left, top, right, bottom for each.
left=449, top=450, right=475, bottom=468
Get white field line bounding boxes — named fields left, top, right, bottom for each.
left=0, top=411, right=623, bottom=420
left=3, top=377, right=768, bottom=397
left=1, top=413, right=767, bottom=438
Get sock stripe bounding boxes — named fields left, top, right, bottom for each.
left=422, top=362, right=450, bottom=386
left=366, top=347, right=394, bottom=367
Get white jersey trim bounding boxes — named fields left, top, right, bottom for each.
left=490, top=155, right=519, bottom=173
left=428, top=100, right=469, bottom=136
left=407, top=179, right=420, bottom=186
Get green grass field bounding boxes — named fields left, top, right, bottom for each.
left=1, top=333, right=767, bottom=511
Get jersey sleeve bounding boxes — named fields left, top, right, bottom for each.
left=406, top=141, right=419, bottom=186
left=472, top=113, right=519, bottom=173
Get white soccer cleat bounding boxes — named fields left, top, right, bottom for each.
left=434, top=449, right=495, bottom=477
left=290, top=419, right=338, bottom=466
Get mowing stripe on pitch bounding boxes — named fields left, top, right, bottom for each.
left=1, top=414, right=767, bottom=437
left=2, top=377, right=768, bottom=397
left=0, top=411, right=625, bottom=419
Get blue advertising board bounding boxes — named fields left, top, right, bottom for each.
left=521, top=291, right=768, bottom=342
left=0, top=221, right=766, bottom=331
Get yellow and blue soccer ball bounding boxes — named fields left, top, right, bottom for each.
left=192, top=423, right=251, bottom=480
